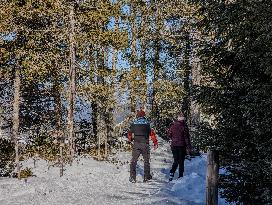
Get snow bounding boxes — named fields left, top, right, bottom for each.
left=0, top=138, right=230, bottom=205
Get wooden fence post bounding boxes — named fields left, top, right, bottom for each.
left=206, top=150, right=219, bottom=205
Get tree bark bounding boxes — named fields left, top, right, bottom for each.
left=12, top=68, right=21, bottom=179
left=91, top=101, right=98, bottom=142
left=129, top=1, right=137, bottom=113
left=182, top=32, right=192, bottom=123
left=104, top=113, right=108, bottom=159
left=53, top=71, right=62, bottom=130
left=140, top=7, right=147, bottom=107
left=105, top=109, right=113, bottom=158
left=151, top=0, right=160, bottom=125
left=97, top=112, right=101, bottom=160
left=60, top=143, right=64, bottom=177
left=52, top=67, right=64, bottom=175
left=190, top=57, right=201, bottom=127
left=67, top=4, right=76, bottom=161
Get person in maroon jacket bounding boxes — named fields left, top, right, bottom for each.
left=167, top=112, right=192, bottom=181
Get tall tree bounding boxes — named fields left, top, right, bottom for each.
left=12, top=67, right=21, bottom=178
left=76, top=0, right=127, bottom=157
left=195, top=0, right=272, bottom=204
left=67, top=3, right=76, bottom=161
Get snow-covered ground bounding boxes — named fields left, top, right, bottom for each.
left=0, top=138, right=230, bottom=205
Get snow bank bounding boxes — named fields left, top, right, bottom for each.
left=0, top=138, right=231, bottom=205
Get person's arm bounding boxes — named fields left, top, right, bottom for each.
left=127, top=123, right=134, bottom=143
left=167, top=124, right=173, bottom=141
left=128, top=131, right=133, bottom=142
left=150, top=129, right=158, bottom=149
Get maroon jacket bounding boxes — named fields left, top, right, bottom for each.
left=167, top=120, right=192, bottom=149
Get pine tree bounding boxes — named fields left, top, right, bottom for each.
left=75, top=0, right=128, bottom=158
left=195, top=0, right=272, bottom=204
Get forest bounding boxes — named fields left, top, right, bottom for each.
left=0, top=0, right=271, bottom=205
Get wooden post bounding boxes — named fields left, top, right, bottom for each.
left=206, top=150, right=219, bottom=205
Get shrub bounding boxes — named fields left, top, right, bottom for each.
left=20, top=167, right=33, bottom=178
left=0, top=139, right=15, bottom=177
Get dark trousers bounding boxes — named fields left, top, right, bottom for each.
left=170, top=146, right=186, bottom=177
left=130, top=142, right=150, bottom=180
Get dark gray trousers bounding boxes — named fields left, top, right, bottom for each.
left=170, top=146, right=186, bottom=177
left=130, top=142, right=150, bottom=180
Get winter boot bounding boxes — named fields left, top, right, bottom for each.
left=129, top=177, right=136, bottom=183
left=178, top=174, right=183, bottom=178
left=169, top=172, right=174, bottom=182
left=143, top=175, right=152, bottom=182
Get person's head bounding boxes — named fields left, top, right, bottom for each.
left=177, top=112, right=185, bottom=121
left=136, top=109, right=146, bottom=118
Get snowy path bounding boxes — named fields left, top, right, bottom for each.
left=0, top=138, right=229, bottom=205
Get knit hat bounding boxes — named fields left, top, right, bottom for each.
left=177, top=112, right=185, bottom=121
left=136, top=110, right=146, bottom=118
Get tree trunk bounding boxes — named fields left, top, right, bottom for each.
left=67, top=4, right=76, bottom=162
left=53, top=69, right=63, bottom=175
left=60, top=144, right=64, bottom=177
left=104, top=113, right=108, bottom=159
left=112, top=16, right=117, bottom=72
left=206, top=150, right=219, bottom=205
left=97, top=111, right=101, bottom=160
left=105, top=109, right=113, bottom=159
left=140, top=7, right=147, bottom=108
left=190, top=28, right=201, bottom=130
left=191, top=59, right=201, bottom=127
left=12, top=68, right=21, bottom=179
left=129, top=1, right=137, bottom=113
left=150, top=0, right=160, bottom=125
left=152, top=38, right=160, bottom=119
left=53, top=72, right=62, bottom=130
left=182, top=32, right=192, bottom=123
left=91, top=101, right=98, bottom=142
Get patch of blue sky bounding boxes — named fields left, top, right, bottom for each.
left=79, top=59, right=89, bottom=70
left=117, top=50, right=130, bottom=70
left=0, top=32, right=16, bottom=41
left=75, top=96, right=91, bottom=122
left=106, top=16, right=115, bottom=30
left=107, top=47, right=114, bottom=68
left=105, top=47, right=130, bottom=71
left=104, top=3, right=132, bottom=72
left=110, top=0, right=118, bottom=4
left=136, top=39, right=142, bottom=59
left=121, top=4, right=130, bottom=15
left=118, top=17, right=130, bottom=31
